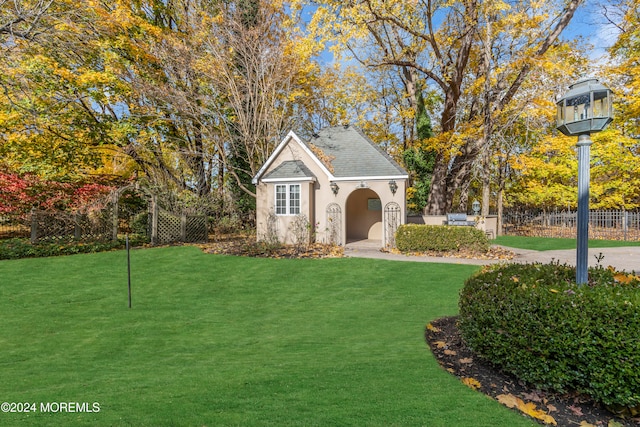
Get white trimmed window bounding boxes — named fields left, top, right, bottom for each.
left=275, top=184, right=301, bottom=215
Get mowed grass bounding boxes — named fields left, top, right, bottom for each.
left=494, top=235, right=640, bottom=251
left=0, top=247, right=535, bottom=426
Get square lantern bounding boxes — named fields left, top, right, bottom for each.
left=556, top=78, right=613, bottom=136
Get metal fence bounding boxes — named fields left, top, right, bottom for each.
left=0, top=208, right=208, bottom=245
left=503, top=209, right=640, bottom=241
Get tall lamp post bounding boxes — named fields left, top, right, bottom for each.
left=555, top=78, right=613, bottom=284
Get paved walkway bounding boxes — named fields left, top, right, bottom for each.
left=344, top=240, right=640, bottom=272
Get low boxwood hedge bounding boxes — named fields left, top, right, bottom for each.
left=458, top=262, right=640, bottom=414
left=0, top=236, right=149, bottom=260
left=395, top=224, right=489, bottom=253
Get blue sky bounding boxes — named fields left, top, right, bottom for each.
left=305, top=0, right=621, bottom=67
left=560, top=0, right=619, bottom=62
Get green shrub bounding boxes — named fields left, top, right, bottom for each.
left=395, top=224, right=489, bottom=253
left=458, top=262, right=640, bottom=412
left=0, top=236, right=149, bottom=260
left=214, top=215, right=245, bottom=234
left=131, top=212, right=150, bottom=235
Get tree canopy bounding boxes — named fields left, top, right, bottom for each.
left=1, top=0, right=639, bottom=217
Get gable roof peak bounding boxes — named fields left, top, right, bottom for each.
left=303, top=125, right=407, bottom=179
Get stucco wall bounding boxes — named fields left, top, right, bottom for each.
left=256, top=181, right=315, bottom=245
left=316, top=180, right=406, bottom=246
left=255, top=136, right=408, bottom=247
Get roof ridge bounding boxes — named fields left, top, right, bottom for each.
left=349, top=126, right=406, bottom=171
left=311, top=125, right=406, bottom=176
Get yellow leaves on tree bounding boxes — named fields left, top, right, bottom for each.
left=510, top=127, right=640, bottom=210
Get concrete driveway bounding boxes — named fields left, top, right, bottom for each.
left=508, top=246, right=640, bottom=272
left=344, top=240, right=640, bottom=273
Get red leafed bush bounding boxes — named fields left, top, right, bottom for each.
left=0, top=171, right=113, bottom=215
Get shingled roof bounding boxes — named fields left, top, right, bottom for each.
left=261, top=160, right=316, bottom=181
left=305, top=125, right=407, bottom=178
left=253, top=125, right=407, bottom=183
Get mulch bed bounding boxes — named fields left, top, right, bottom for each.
left=199, top=233, right=344, bottom=259
left=426, top=316, right=639, bottom=427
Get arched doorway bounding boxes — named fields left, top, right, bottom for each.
left=346, top=188, right=382, bottom=243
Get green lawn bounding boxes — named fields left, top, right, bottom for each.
left=0, top=247, right=535, bottom=426
left=494, top=235, right=640, bottom=251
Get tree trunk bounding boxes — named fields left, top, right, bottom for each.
left=458, top=179, right=470, bottom=212
left=424, top=90, right=460, bottom=215
left=424, top=153, right=450, bottom=214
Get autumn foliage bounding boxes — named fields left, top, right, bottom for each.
left=459, top=263, right=640, bottom=414
left=0, top=171, right=113, bottom=215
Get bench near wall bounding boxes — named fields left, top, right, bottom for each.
left=407, top=214, right=498, bottom=239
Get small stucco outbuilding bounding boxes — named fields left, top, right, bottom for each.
left=252, top=125, right=409, bottom=248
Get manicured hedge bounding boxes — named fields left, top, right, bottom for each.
left=458, top=262, right=640, bottom=413
left=395, top=224, right=489, bottom=253
left=0, top=236, right=149, bottom=260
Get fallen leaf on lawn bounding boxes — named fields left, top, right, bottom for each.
left=426, top=323, right=441, bottom=332
left=444, top=349, right=457, bottom=356
left=547, top=404, right=557, bottom=412
left=540, top=413, right=557, bottom=425
left=461, top=377, right=482, bottom=390
left=434, top=341, right=447, bottom=348
left=608, top=420, right=625, bottom=427
left=497, top=394, right=556, bottom=425
left=613, top=273, right=637, bottom=284
left=568, top=405, right=584, bottom=416
left=497, top=394, right=521, bottom=409
left=446, top=368, right=455, bottom=374
left=459, top=357, right=473, bottom=364
left=522, top=390, right=544, bottom=402
left=520, top=401, right=557, bottom=425
left=579, top=422, right=596, bottom=427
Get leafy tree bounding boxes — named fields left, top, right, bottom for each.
left=507, top=0, right=640, bottom=212
left=0, top=0, right=55, bottom=41
left=300, top=0, right=583, bottom=214
left=608, top=0, right=640, bottom=138
left=1, top=0, right=327, bottom=220
left=403, top=88, right=436, bottom=212
left=0, top=0, right=129, bottom=179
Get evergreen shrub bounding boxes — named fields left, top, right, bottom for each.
left=395, top=224, right=489, bottom=253
left=0, top=236, right=148, bottom=260
left=458, top=262, right=640, bottom=414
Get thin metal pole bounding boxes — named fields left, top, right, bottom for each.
left=127, top=234, right=132, bottom=308
left=576, top=134, right=592, bottom=285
